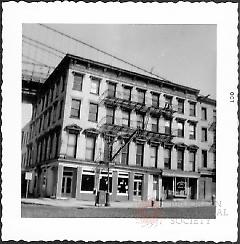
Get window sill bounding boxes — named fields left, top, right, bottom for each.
left=70, top=116, right=80, bottom=119
left=90, top=92, right=99, bottom=96
left=88, top=119, right=98, bottom=123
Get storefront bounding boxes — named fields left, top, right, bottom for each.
left=162, top=170, right=199, bottom=200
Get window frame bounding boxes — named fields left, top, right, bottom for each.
left=150, top=145, right=158, bottom=168
left=201, top=127, right=208, bottom=142
left=70, top=99, right=81, bottom=119
left=177, top=121, right=184, bottom=138
left=151, top=93, right=159, bottom=107
left=189, top=102, right=196, bottom=117
left=66, top=133, right=78, bottom=158
left=202, top=150, right=208, bottom=168
left=201, top=107, right=207, bottom=120
left=189, top=123, right=196, bottom=140
left=189, top=151, right=196, bottom=171
left=85, top=136, right=96, bottom=161
left=136, top=143, right=144, bottom=167
left=88, top=102, right=98, bottom=122
left=177, top=149, right=184, bottom=170
left=90, top=77, right=101, bottom=95
left=164, top=148, right=171, bottom=169
left=72, top=72, right=84, bottom=91
left=177, top=99, right=184, bottom=114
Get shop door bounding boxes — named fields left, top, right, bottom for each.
left=62, top=176, right=73, bottom=197
left=134, top=181, right=142, bottom=198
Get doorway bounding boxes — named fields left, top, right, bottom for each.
left=62, top=174, right=73, bottom=197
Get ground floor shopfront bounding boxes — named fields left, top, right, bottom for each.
left=24, top=160, right=215, bottom=202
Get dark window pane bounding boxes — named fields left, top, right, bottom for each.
left=73, top=73, right=83, bottom=91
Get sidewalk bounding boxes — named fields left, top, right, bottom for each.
left=21, top=197, right=213, bottom=209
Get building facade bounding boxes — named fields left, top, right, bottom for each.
left=22, top=54, right=216, bottom=202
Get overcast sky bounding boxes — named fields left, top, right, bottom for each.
left=22, top=24, right=216, bottom=126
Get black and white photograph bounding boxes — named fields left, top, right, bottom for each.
left=2, top=2, right=238, bottom=242
left=21, top=23, right=217, bottom=219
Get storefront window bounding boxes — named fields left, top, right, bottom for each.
left=175, top=177, right=187, bottom=196
left=99, top=176, right=112, bottom=193
left=81, top=174, right=94, bottom=192
left=117, top=177, right=128, bottom=194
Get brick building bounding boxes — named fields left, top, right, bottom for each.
left=22, top=54, right=216, bottom=201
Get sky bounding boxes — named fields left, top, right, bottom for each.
left=22, top=24, right=216, bottom=126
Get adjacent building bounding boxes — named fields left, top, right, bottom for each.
left=22, top=54, right=216, bottom=201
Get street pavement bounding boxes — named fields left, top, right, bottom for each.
left=21, top=197, right=213, bottom=209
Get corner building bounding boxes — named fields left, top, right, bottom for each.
left=24, top=54, right=216, bottom=202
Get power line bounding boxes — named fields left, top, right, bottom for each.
left=23, top=39, right=64, bottom=59
left=23, top=35, right=66, bottom=56
left=39, top=24, right=168, bottom=81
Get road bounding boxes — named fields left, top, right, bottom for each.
left=22, top=204, right=215, bottom=218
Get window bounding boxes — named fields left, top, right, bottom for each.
left=177, top=99, right=184, bottom=114
left=151, top=117, right=158, bottom=132
left=189, top=151, right=196, bottom=171
left=70, top=99, right=81, bottom=118
left=73, top=73, right=83, bottom=91
left=66, top=133, right=77, bottom=158
left=55, top=132, right=60, bottom=158
left=52, top=103, right=58, bottom=123
left=201, top=127, right=207, bottom=142
left=213, top=110, right=216, bottom=122
left=88, top=103, right=98, bottom=122
left=165, top=96, right=172, bottom=107
left=118, top=177, right=128, bottom=194
left=104, top=140, right=113, bottom=161
left=152, top=93, right=159, bottom=107
left=122, top=86, right=131, bottom=100
left=150, top=146, right=158, bottom=168
left=90, top=77, right=100, bottom=95
left=39, top=117, right=42, bottom=133
left=85, top=137, right=96, bottom=161
left=136, top=144, right=144, bottom=167
left=165, top=119, right=171, bottom=134
left=177, top=149, right=184, bottom=170
left=61, top=75, right=65, bottom=92
left=49, top=88, right=53, bottom=103
left=202, top=150, right=207, bottom=168
left=164, top=148, right=171, bottom=169
left=189, top=123, right=196, bottom=140
left=189, top=102, right=196, bottom=116
left=48, top=108, right=52, bottom=126
left=201, top=107, right=207, bottom=120
left=137, top=89, right=145, bottom=104
left=45, top=92, right=49, bottom=108
left=177, top=121, right=184, bottom=137
left=55, top=81, right=60, bottom=98
left=122, top=110, right=130, bottom=127
left=121, top=144, right=129, bottom=165
left=107, top=82, right=116, bottom=97
left=81, top=174, right=94, bottom=191
left=136, top=113, right=144, bottom=129
left=58, top=100, right=64, bottom=120
left=106, top=107, right=115, bottom=124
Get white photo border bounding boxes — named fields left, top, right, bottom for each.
left=2, top=2, right=238, bottom=242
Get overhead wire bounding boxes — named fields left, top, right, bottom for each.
left=38, top=23, right=168, bottom=81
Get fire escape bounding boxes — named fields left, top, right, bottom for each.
left=97, top=89, right=177, bottom=165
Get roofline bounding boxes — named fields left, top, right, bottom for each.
left=64, top=53, right=200, bottom=94
left=40, top=53, right=201, bottom=96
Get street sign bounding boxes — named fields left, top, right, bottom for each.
left=25, top=172, right=32, bottom=180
